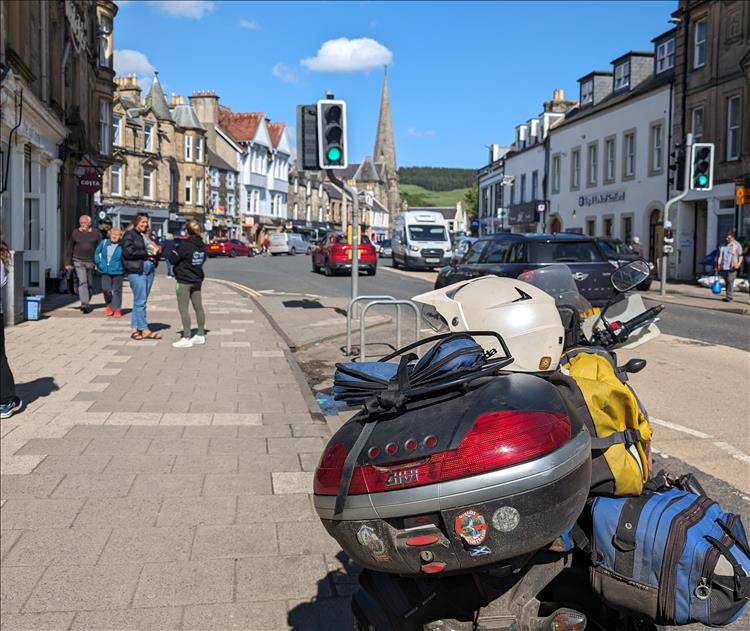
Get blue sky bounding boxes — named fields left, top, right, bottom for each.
left=114, top=0, right=677, bottom=169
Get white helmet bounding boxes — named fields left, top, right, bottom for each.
left=413, top=276, right=565, bottom=372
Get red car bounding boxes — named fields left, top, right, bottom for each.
left=311, top=233, right=377, bottom=276
left=207, top=238, right=252, bottom=258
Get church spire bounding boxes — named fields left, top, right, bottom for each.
left=374, top=69, right=401, bottom=213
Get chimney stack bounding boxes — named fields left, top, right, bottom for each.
left=114, top=74, right=142, bottom=103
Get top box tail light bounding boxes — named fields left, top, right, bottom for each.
left=313, top=410, right=571, bottom=496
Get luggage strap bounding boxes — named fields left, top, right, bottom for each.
left=612, top=494, right=650, bottom=576
left=705, top=535, right=750, bottom=600
left=589, top=428, right=642, bottom=450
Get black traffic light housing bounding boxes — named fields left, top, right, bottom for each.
left=317, top=99, right=347, bottom=169
left=689, top=142, right=714, bottom=191
left=668, top=144, right=685, bottom=191
left=296, top=104, right=319, bottom=171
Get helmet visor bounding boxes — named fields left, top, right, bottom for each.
left=421, top=305, right=449, bottom=333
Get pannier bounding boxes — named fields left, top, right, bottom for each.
left=315, top=334, right=592, bottom=576
left=584, top=476, right=750, bottom=626
left=549, top=347, right=653, bottom=496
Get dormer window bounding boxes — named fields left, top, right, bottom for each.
left=656, top=38, right=675, bottom=73
left=581, top=81, right=593, bottom=106
left=614, top=62, right=630, bottom=90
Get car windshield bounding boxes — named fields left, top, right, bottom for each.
left=332, top=235, right=371, bottom=245
left=532, top=241, right=604, bottom=263
left=408, top=225, right=447, bottom=241
left=380, top=239, right=391, bottom=247
left=599, top=240, right=632, bottom=256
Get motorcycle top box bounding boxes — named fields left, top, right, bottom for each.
left=314, top=371, right=592, bottom=577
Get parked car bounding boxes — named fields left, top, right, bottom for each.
left=595, top=237, right=654, bottom=290
left=269, top=232, right=308, bottom=256
left=376, top=239, right=392, bottom=258
left=434, top=233, right=615, bottom=306
left=207, top=238, right=252, bottom=258
left=311, top=232, right=377, bottom=276
left=450, top=236, right=477, bottom=264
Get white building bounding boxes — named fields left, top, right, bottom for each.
left=477, top=145, right=510, bottom=235
left=548, top=46, right=675, bottom=264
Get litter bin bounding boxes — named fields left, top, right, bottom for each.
left=24, top=295, right=44, bottom=321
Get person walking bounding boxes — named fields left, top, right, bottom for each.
left=122, top=213, right=162, bottom=340
left=715, top=231, right=743, bottom=302
left=94, top=227, right=124, bottom=317
left=161, top=233, right=177, bottom=278
left=630, top=236, right=645, bottom=258
left=0, top=231, right=22, bottom=419
left=743, top=241, right=750, bottom=305
left=169, top=220, right=207, bottom=348
left=65, top=215, right=102, bottom=314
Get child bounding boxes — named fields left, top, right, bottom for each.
left=169, top=220, right=207, bottom=348
left=94, top=227, right=124, bottom=317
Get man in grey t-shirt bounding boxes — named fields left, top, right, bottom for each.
left=65, top=215, right=102, bottom=314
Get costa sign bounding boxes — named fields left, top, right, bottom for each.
left=78, top=169, right=102, bottom=193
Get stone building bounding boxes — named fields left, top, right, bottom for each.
left=1, top=0, right=117, bottom=321
left=190, top=91, right=241, bottom=238
left=668, top=0, right=749, bottom=278
left=98, top=74, right=207, bottom=235
left=288, top=167, right=334, bottom=238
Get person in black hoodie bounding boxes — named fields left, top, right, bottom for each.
left=169, top=220, right=207, bottom=348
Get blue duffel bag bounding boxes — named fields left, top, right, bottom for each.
left=586, top=481, right=750, bottom=626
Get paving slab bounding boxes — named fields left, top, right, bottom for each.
left=2, top=528, right=110, bottom=566
left=203, top=472, right=272, bottom=496
left=236, top=493, right=316, bottom=524
left=132, top=559, right=234, bottom=608
left=0, top=529, right=24, bottom=559
left=277, top=520, right=344, bottom=556
left=191, top=524, right=276, bottom=559
left=50, top=473, right=135, bottom=498
left=24, top=564, right=142, bottom=612
left=99, top=526, right=193, bottom=564
left=271, top=471, right=315, bottom=495
left=129, top=474, right=204, bottom=497
left=156, top=496, right=237, bottom=528
left=1, top=498, right=84, bottom=529
left=0, top=473, right=64, bottom=499
left=182, top=601, right=287, bottom=630
left=0, top=565, right=46, bottom=612
left=73, top=497, right=162, bottom=529
left=32, top=454, right=111, bottom=475
left=69, top=607, right=182, bottom=631
left=0, top=612, right=76, bottom=631
left=236, top=555, right=330, bottom=602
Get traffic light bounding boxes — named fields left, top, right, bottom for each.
left=296, top=104, right=320, bottom=171
left=317, top=99, right=347, bottom=169
left=689, top=142, right=714, bottom=191
left=736, top=183, right=747, bottom=206
left=668, top=144, right=685, bottom=191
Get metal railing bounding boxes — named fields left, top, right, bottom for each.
left=345, top=294, right=420, bottom=360
left=358, top=299, right=420, bottom=362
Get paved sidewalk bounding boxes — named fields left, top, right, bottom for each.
left=642, top=282, right=750, bottom=315
left=1, top=276, right=355, bottom=630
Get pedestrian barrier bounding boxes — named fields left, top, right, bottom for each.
left=358, top=299, right=420, bottom=362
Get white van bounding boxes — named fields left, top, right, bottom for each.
left=391, top=210, right=452, bottom=270
left=269, top=232, right=308, bottom=256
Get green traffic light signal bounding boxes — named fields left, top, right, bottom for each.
left=696, top=174, right=708, bottom=187
left=327, top=146, right=342, bottom=162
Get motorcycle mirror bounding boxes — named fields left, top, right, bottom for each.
left=611, top=259, right=651, bottom=293
left=620, top=358, right=647, bottom=374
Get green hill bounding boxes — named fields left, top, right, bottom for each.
left=398, top=167, right=476, bottom=191
left=400, top=183, right=469, bottom=208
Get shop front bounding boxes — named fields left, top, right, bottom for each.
left=508, top=200, right=546, bottom=233
left=97, top=205, right=175, bottom=237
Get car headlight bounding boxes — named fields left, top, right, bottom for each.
left=409, top=245, right=420, bottom=253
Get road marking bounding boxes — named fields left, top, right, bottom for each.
left=650, top=417, right=713, bottom=439
left=380, top=266, right=436, bottom=283
left=209, top=278, right=261, bottom=298
left=713, top=441, right=750, bottom=465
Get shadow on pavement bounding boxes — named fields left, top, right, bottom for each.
left=287, top=551, right=360, bottom=630
left=16, top=377, right=59, bottom=406
left=282, top=299, right=347, bottom=317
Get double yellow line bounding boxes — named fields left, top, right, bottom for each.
left=208, top=277, right=262, bottom=298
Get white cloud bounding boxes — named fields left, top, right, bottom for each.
left=301, top=37, right=392, bottom=72
left=407, top=128, right=436, bottom=138
left=146, top=1, right=215, bottom=19
left=271, top=63, right=297, bottom=84
left=114, top=49, right=156, bottom=77
left=239, top=18, right=259, bottom=30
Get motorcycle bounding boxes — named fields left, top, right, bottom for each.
left=315, top=260, right=665, bottom=631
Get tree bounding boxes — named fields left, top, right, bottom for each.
left=463, top=183, right=478, bottom=219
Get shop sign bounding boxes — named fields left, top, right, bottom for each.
left=508, top=202, right=536, bottom=226
left=78, top=169, right=102, bottom=193
left=578, top=190, right=625, bottom=207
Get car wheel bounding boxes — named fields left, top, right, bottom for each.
left=290, top=248, right=296, bottom=256
left=230, top=250, right=237, bottom=258
left=392, top=256, right=399, bottom=268
left=311, top=258, right=320, bottom=273
left=324, top=260, right=334, bottom=277
left=271, top=252, right=278, bottom=256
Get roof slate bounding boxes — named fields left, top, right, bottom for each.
left=170, top=104, right=204, bottom=130
left=144, top=76, right=172, bottom=122
left=218, top=107, right=264, bottom=143
left=267, top=122, right=285, bottom=148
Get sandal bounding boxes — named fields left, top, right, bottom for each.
left=141, top=331, right=162, bottom=340
left=130, top=331, right=143, bottom=340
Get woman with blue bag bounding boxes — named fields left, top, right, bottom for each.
left=94, top=227, right=124, bottom=317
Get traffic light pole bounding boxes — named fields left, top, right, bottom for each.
left=327, top=170, right=360, bottom=302
left=660, top=133, right=693, bottom=297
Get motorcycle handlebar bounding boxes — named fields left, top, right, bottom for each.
left=618, top=304, right=664, bottom=334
